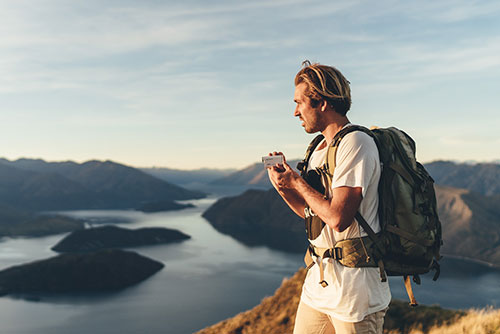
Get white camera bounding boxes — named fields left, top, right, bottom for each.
left=262, top=155, right=284, bottom=168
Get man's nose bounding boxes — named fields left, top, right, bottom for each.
left=294, top=107, right=300, bottom=117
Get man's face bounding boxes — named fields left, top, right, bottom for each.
left=294, top=82, right=322, bottom=133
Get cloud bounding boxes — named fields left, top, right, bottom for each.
left=425, top=1, right=500, bottom=23
left=1, top=0, right=499, bottom=167
left=0, top=2, right=238, bottom=63
left=345, top=0, right=500, bottom=24
left=340, top=35, right=500, bottom=97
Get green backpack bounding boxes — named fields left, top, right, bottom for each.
left=297, top=125, right=442, bottom=306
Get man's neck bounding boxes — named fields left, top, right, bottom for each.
left=322, top=117, right=350, bottom=144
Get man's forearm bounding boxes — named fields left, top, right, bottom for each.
left=291, top=176, right=361, bottom=233
left=292, top=177, right=333, bottom=222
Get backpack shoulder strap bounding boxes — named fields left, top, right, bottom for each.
left=297, top=134, right=325, bottom=176
left=324, top=125, right=372, bottom=176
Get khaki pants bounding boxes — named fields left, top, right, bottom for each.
left=293, top=301, right=387, bottom=334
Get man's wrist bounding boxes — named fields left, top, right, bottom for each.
left=290, top=173, right=302, bottom=191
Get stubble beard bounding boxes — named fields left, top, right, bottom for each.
left=303, top=116, right=322, bottom=134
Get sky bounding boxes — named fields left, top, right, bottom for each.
left=0, top=0, right=499, bottom=169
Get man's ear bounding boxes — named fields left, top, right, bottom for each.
left=320, top=99, right=328, bottom=112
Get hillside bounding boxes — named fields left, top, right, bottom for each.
left=425, top=160, right=500, bottom=196
left=195, top=268, right=466, bottom=334
left=436, top=185, right=500, bottom=265
left=202, top=189, right=305, bottom=252
left=0, top=158, right=204, bottom=210
left=0, top=203, right=84, bottom=237
left=202, top=185, right=500, bottom=266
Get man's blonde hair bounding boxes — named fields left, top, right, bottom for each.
left=294, top=60, right=351, bottom=116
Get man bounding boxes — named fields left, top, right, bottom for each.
left=267, top=62, right=391, bottom=334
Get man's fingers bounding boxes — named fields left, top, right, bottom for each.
left=273, top=165, right=285, bottom=172
left=276, top=152, right=288, bottom=164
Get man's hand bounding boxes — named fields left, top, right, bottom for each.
left=266, top=152, right=299, bottom=190
left=265, top=151, right=305, bottom=218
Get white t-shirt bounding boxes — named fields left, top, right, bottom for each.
left=300, top=124, right=391, bottom=322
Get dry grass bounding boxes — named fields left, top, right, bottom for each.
left=425, top=308, right=500, bottom=334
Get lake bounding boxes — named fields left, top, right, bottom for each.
left=0, top=197, right=498, bottom=334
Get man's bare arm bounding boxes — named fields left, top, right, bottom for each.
left=274, top=161, right=362, bottom=232
left=293, top=177, right=362, bottom=232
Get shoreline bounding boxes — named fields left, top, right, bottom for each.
left=441, top=253, right=500, bottom=270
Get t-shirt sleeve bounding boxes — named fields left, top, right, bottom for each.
left=331, top=131, right=379, bottom=198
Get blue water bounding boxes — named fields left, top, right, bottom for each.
left=0, top=197, right=498, bottom=334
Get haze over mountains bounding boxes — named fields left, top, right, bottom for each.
left=141, top=167, right=235, bottom=189
left=0, top=203, right=84, bottom=237
left=209, top=159, right=301, bottom=188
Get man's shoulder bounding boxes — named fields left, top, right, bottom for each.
left=340, top=125, right=377, bottom=150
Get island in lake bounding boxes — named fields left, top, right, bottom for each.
left=136, top=200, right=195, bottom=213
left=0, top=249, right=164, bottom=296
left=51, top=225, right=191, bottom=253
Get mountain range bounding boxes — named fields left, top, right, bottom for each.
left=209, top=159, right=301, bottom=188
left=0, top=158, right=204, bottom=211
left=209, top=160, right=500, bottom=196
left=424, top=160, right=500, bottom=196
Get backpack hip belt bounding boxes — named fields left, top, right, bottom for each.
left=304, top=235, right=381, bottom=288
